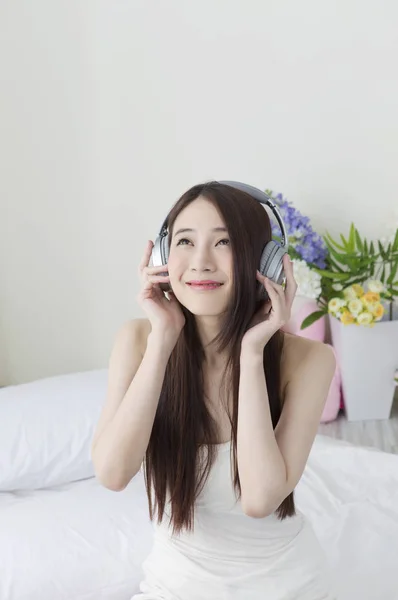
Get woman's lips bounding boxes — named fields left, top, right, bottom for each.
left=186, top=281, right=223, bottom=291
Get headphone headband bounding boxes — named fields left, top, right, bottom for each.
left=159, top=180, right=288, bottom=250
left=218, top=180, right=288, bottom=249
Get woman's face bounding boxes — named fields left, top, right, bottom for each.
left=167, top=197, right=233, bottom=316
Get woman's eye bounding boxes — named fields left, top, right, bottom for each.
left=176, top=238, right=230, bottom=246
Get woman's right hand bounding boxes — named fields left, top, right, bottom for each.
left=137, top=241, right=185, bottom=348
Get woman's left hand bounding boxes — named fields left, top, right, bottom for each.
left=241, top=254, right=298, bottom=353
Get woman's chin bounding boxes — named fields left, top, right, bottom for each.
left=172, top=283, right=230, bottom=316
left=179, top=297, right=229, bottom=318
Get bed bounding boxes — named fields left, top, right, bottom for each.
left=1, top=370, right=397, bottom=600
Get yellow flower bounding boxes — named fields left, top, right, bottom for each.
left=356, top=311, right=374, bottom=326
left=368, top=302, right=384, bottom=321
left=352, top=284, right=364, bottom=297
left=343, top=286, right=358, bottom=301
left=347, top=299, right=363, bottom=315
left=367, top=279, right=384, bottom=293
left=362, top=291, right=381, bottom=306
left=328, top=298, right=344, bottom=313
left=365, top=301, right=377, bottom=313
left=340, top=311, right=355, bottom=325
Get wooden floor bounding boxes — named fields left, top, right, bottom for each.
left=318, top=388, right=398, bottom=454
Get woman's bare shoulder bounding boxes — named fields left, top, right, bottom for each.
left=281, top=332, right=327, bottom=382
left=118, top=318, right=152, bottom=357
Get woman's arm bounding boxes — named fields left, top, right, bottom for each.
left=237, top=337, right=336, bottom=518
left=91, top=319, right=173, bottom=491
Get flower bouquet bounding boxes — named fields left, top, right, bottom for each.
left=328, top=281, right=385, bottom=326
left=268, top=190, right=398, bottom=420
left=301, top=223, right=398, bottom=329
left=306, top=222, right=398, bottom=421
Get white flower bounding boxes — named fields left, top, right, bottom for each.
left=343, top=286, right=359, bottom=301
left=348, top=299, right=363, bottom=315
left=292, top=259, right=322, bottom=299
left=357, top=311, right=374, bottom=326
left=332, top=283, right=344, bottom=291
left=329, top=298, right=346, bottom=313
left=366, top=279, right=385, bottom=293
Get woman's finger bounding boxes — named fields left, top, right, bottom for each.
left=139, top=240, right=154, bottom=274
left=269, top=280, right=285, bottom=297
left=143, top=264, right=170, bottom=276
left=256, top=271, right=284, bottom=297
left=146, top=275, right=170, bottom=283
left=263, top=277, right=281, bottom=305
left=262, top=300, right=272, bottom=315
left=282, top=255, right=298, bottom=307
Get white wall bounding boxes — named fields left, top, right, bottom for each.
left=1, top=0, right=397, bottom=384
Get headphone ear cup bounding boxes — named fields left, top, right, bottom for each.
left=160, top=234, right=170, bottom=265
left=150, top=234, right=169, bottom=267
left=150, top=233, right=171, bottom=292
left=149, top=237, right=159, bottom=268
left=257, top=242, right=287, bottom=300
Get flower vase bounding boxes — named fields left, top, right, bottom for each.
left=329, top=315, right=398, bottom=421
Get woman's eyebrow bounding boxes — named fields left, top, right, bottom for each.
left=174, top=227, right=227, bottom=235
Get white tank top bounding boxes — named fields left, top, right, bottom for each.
left=133, top=441, right=337, bottom=600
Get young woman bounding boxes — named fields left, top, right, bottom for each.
left=92, top=181, right=338, bottom=599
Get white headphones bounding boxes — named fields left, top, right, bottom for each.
left=150, top=181, right=289, bottom=299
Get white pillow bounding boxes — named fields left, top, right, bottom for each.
left=0, top=369, right=108, bottom=491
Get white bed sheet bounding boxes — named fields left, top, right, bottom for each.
left=0, top=470, right=153, bottom=600
left=1, top=434, right=397, bottom=600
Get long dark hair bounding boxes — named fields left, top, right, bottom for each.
left=143, top=181, right=295, bottom=534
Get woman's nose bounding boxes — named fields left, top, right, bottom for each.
left=189, top=246, right=216, bottom=272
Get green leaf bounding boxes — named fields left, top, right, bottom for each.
left=300, top=310, right=327, bottom=330
left=392, top=229, right=398, bottom=252
left=370, top=241, right=375, bottom=255
left=378, top=240, right=387, bottom=260
left=340, top=234, right=349, bottom=249
left=348, top=223, right=356, bottom=252
left=364, top=239, right=369, bottom=254
left=358, top=256, right=378, bottom=267
left=312, top=267, right=350, bottom=280
left=387, top=259, right=398, bottom=286
left=327, top=257, right=346, bottom=273
left=355, top=229, right=364, bottom=252
left=324, top=231, right=346, bottom=252
left=348, top=275, right=369, bottom=286
left=325, top=245, right=351, bottom=266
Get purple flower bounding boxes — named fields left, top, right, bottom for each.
left=268, top=190, right=327, bottom=269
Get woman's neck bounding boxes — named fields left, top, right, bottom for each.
left=194, top=316, right=228, bottom=368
